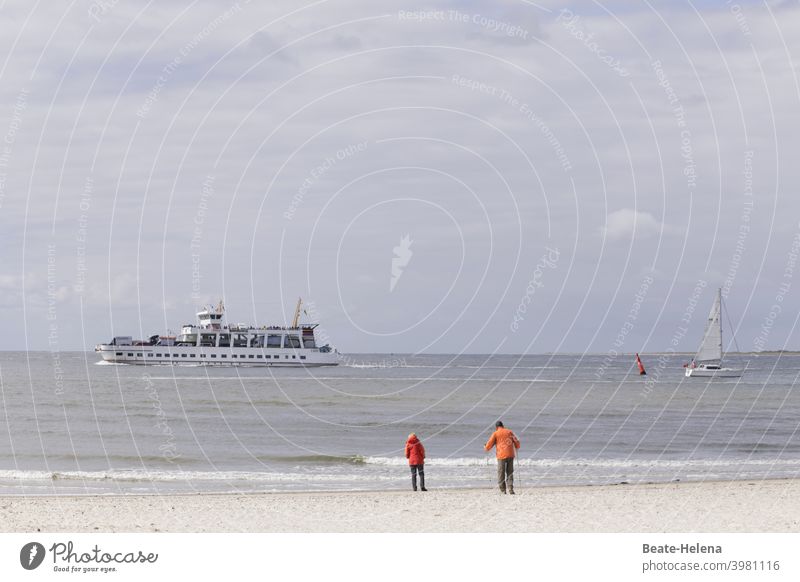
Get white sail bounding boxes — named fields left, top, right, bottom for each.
left=695, top=288, right=722, bottom=363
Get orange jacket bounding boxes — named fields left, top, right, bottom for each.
left=485, top=427, right=520, bottom=459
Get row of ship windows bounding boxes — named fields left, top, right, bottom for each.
left=116, top=352, right=306, bottom=360
left=181, top=334, right=313, bottom=349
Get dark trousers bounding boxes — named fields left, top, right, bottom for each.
left=410, top=464, right=425, bottom=491
left=497, top=458, right=514, bottom=493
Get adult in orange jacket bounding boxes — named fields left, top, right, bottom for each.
left=485, top=421, right=520, bottom=494
left=404, top=433, right=427, bottom=491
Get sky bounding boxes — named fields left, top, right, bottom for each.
left=0, top=0, right=799, bottom=354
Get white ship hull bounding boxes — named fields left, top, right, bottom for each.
left=685, top=364, right=742, bottom=378
left=95, top=344, right=339, bottom=366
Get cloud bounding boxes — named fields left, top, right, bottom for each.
left=602, top=209, right=662, bottom=240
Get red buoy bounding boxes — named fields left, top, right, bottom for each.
left=636, top=353, right=647, bottom=375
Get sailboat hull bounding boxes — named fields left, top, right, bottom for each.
left=685, top=365, right=742, bottom=378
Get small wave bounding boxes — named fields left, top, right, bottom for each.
left=257, top=454, right=367, bottom=465
left=344, top=363, right=405, bottom=369
left=0, top=456, right=796, bottom=485
left=0, top=469, right=364, bottom=484
left=361, top=456, right=581, bottom=467
left=143, top=376, right=553, bottom=382
left=354, top=364, right=561, bottom=370
left=444, top=365, right=559, bottom=370
left=360, top=456, right=800, bottom=468
left=736, top=443, right=792, bottom=453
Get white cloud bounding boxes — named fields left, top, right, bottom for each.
left=602, top=208, right=662, bottom=240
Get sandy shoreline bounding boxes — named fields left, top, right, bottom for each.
left=2, top=479, right=799, bottom=533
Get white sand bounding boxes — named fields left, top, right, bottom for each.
left=2, top=480, right=799, bottom=532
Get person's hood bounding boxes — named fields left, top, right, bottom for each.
left=406, top=436, right=420, bottom=445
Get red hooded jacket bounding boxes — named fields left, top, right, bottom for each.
left=405, top=435, right=425, bottom=465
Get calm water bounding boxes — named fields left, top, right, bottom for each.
left=0, top=351, right=799, bottom=494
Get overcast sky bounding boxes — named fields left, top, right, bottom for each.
left=0, top=0, right=798, bottom=354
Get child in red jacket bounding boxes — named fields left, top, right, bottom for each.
left=404, top=433, right=427, bottom=491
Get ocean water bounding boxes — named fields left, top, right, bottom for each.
left=0, top=351, right=799, bottom=495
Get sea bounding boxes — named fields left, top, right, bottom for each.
left=0, top=351, right=799, bottom=495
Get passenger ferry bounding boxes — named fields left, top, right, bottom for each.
left=95, top=299, right=338, bottom=366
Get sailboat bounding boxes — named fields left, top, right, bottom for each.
left=685, top=288, right=743, bottom=378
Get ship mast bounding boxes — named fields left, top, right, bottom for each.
left=291, top=297, right=303, bottom=328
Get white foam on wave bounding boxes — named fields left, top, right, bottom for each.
left=1, top=456, right=795, bottom=487
left=361, top=456, right=800, bottom=468
left=0, top=469, right=389, bottom=483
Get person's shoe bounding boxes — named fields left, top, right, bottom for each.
left=420, top=487, right=428, bottom=491
left=412, top=487, right=417, bottom=492
left=509, top=490, right=515, bottom=495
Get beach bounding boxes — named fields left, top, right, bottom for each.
left=2, top=479, right=798, bottom=533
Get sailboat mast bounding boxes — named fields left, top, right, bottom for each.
left=717, top=287, right=723, bottom=359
